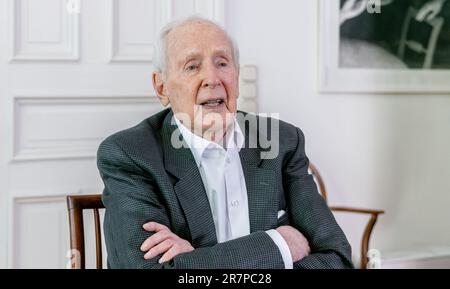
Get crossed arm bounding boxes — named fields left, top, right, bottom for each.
left=139, top=221, right=310, bottom=266
left=97, top=128, right=353, bottom=269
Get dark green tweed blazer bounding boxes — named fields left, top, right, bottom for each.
left=97, top=108, right=353, bottom=269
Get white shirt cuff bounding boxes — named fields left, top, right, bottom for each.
left=266, top=229, right=293, bottom=269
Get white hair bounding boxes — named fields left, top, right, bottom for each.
left=154, top=15, right=240, bottom=74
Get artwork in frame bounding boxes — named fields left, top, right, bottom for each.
left=318, top=0, right=450, bottom=93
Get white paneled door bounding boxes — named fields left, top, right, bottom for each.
left=0, top=0, right=225, bottom=269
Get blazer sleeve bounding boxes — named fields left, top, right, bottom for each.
left=282, top=128, right=354, bottom=269
left=97, top=137, right=285, bottom=269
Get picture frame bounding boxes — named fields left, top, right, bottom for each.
left=318, top=0, right=450, bottom=93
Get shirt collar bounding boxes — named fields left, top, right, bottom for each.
left=174, top=115, right=244, bottom=167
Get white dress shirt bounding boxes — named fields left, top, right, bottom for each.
left=174, top=116, right=293, bottom=269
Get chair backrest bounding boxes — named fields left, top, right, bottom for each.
left=398, top=7, right=445, bottom=68
left=308, top=163, right=329, bottom=204
left=66, top=194, right=105, bottom=269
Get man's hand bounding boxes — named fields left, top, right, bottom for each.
left=140, top=222, right=194, bottom=263
left=276, top=225, right=311, bottom=262
left=416, top=0, right=446, bottom=22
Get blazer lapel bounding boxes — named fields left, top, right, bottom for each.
left=237, top=114, right=278, bottom=233
left=161, top=110, right=217, bottom=247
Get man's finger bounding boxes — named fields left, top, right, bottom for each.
left=416, top=10, right=429, bottom=22
left=158, top=246, right=179, bottom=263
left=426, top=10, right=438, bottom=21
left=142, top=221, right=169, bottom=232
left=140, top=230, right=172, bottom=252
left=144, top=239, right=174, bottom=260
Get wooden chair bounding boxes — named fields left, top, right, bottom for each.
left=67, top=194, right=105, bottom=269
left=309, top=163, right=384, bottom=269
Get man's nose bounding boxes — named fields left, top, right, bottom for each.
left=201, top=64, right=221, bottom=88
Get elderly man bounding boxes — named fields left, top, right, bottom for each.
left=97, top=16, right=353, bottom=269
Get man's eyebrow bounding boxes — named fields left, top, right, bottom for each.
left=179, top=51, right=201, bottom=66
left=177, top=47, right=233, bottom=67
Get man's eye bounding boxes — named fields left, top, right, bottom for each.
left=219, top=62, right=227, bottom=67
left=186, top=64, right=198, bottom=71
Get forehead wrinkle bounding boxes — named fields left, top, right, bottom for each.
left=183, top=46, right=232, bottom=60
left=212, top=47, right=233, bottom=58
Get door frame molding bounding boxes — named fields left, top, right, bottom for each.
left=0, top=0, right=10, bottom=268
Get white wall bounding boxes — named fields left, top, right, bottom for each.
left=226, top=0, right=450, bottom=256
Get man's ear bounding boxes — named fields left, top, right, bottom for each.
left=152, top=72, right=170, bottom=106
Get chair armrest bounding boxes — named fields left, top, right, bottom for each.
left=330, top=206, right=384, bottom=215
left=329, top=206, right=385, bottom=269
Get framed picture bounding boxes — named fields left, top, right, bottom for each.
left=318, top=0, right=450, bottom=93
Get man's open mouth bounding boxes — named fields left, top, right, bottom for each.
left=200, top=98, right=225, bottom=108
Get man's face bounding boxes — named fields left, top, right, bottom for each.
left=154, top=21, right=239, bottom=137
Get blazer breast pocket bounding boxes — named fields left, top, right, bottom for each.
left=277, top=209, right=290, bottom=226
